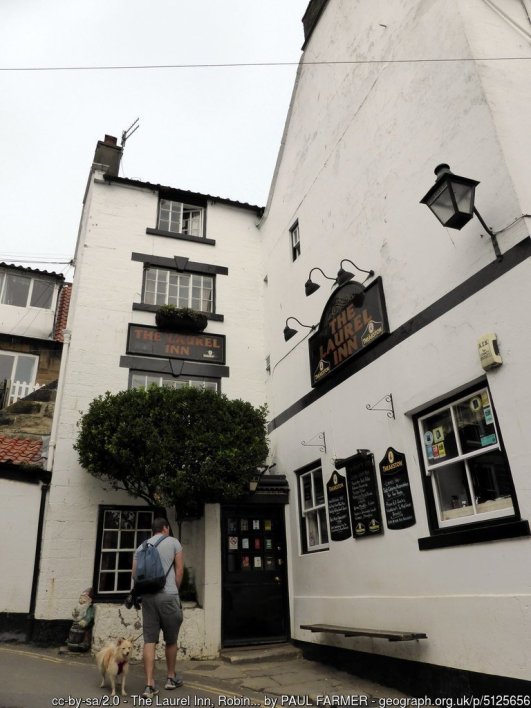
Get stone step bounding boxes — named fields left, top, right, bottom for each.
left=220, top=643, right=302, bottom=665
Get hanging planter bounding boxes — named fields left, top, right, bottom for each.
left=155, top=305, right=208, bottom=333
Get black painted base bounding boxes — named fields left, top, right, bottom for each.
left=0, top=613, right=71, bottom=646
left=296, top=641, right=531, bottom=699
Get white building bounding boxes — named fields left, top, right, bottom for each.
left=259, top=0, right=531, bottom=697
left=33, top=135, right=290, bottom=658
left=13, top=0, right=531, bottom=697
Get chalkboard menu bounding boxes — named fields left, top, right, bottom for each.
left=343, top=453, right=383, bottom=538
left=379, top=447, right=416, bottom=530
left=326, top=471, right=352, bottom=541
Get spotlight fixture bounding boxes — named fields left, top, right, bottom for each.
left=420, top=163, right=502, bottom=260
left=283, top=317, right=316, bottom=342
left=304, top=267, right=336, bottom=296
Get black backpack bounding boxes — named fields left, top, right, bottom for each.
left=133, top=535, right=173, bottom=594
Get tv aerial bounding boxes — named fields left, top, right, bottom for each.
left=121, top=118, right=140, bottom=147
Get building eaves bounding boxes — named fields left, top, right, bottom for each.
left=0, top=435, right=44, bottom=467
left=103, top=174, right=264, bottom=217
left=0, top=262, right=65, bottom=281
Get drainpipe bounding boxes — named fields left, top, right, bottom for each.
left=26, top=329, right=72, bottom=641
left=26, top=481, right=50, bottom=642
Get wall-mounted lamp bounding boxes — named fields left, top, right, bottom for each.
left=304, top=267, right=336, bottom=296
left=283, top=317, right=316, bottom=342
left=249, top=463, right=277, bottom=493
left=305, top=259, right=375, bottom=298
left=420, top=163, right=502, bottom=261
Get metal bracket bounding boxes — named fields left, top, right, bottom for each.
left=366, top=393, right=395, bottom=419
left=301, top=432, right=327, bottom=453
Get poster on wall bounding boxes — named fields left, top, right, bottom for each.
left=326, top=471, right=352, bottom=541
left=379, top=447, right=416, bottom=530
left=342, top=452, right=383, bottom=538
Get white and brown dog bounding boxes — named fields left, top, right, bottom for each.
left=96, top=638, right=133, bottom=697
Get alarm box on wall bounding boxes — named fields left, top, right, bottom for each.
left=478, top=333, right=502, bottom=371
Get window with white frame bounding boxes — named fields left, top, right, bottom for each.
left=158, top=199, right=204, bottom=237
left=95, top=507, right=157, bottom=595
left=290, top=221, right=300, bottom=261
left=130, top=371, right=218, bottom=392
left=0, top=270, right=55, bottom=309
left=0, top=350, right=38, bottom=404
left=417, top=386, right=516, bottom=529
left=298, top=463, right=329, bottom=552
left=143, top=267, right=213, bottom=312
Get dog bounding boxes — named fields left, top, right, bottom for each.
left=96, top=638, right=133, bottom=697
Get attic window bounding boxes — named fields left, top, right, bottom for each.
left=158, top=199, right=204, bottom=237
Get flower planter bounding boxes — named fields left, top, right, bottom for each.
left=155, top=308, right=208, bottom=333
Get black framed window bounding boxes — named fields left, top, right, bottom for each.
left=143, top=266, right=213, bottom=312
left=296, top=461, right=329, bottom=553
left=93, top=507, right=161, bottom=598
left=416, top=384, right=518, bottom=533
left=290, top=221, right=300, bottom=261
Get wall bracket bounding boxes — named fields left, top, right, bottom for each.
left=366, top=393, right=395, bottom=419
left=301, top=431, right=327, bottom=453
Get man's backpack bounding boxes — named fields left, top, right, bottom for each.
left=133, top=535, right=172, bottom=594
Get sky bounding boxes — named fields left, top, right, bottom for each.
left=0, top=0, right=310, bottom=280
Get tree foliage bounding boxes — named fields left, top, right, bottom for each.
left=74, top=386, right=269, bottom=519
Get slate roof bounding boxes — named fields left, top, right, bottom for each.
left=0, top=262, right=65, bottom=280
left=0, top=435, right=44, bottom=466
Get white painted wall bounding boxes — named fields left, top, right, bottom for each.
left=0, top=302, right=57, bottom=342
left=36, top=171, right=266, bottom=658
left=261, top=0, right=531, bottom=682
left=0, top=479, right=41, bottom=615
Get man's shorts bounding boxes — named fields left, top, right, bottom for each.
left=142, top=593, right=183, bottom=644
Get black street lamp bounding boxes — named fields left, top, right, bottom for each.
left=283, top=317, right=316, bottom=342
left=420, top=163, right=502, bottom=260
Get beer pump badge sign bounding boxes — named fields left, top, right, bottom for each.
left=309, top=278, right=388, bottom=387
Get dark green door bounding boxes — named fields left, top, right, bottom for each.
left=221, top=505, right=289, bottom=646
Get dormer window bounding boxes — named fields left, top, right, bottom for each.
left=158, top=199, right=204, bottom=237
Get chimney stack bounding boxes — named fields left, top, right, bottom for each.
left=92, top=134, right=122, bottom=176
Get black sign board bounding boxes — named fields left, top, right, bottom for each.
left=342, top=452, right=383, bottom=538
left=379, top=448, right=416, bottom=530
left=308, top=277, right=389, bottom=387
left=326, top=471, right=352, bottom=541
left=127, top=324, right=225, bottom=364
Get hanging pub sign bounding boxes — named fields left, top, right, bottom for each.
left=127, top=324, right=225, bottom=364
left=309, top=277, right=389, bottom=388
left=340, top=452, right=384, bottom=538
left=326, top=470, right=352, bottom=541
left=379, top=447, right=416, bottom=530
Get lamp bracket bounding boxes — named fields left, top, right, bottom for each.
left=366, top=393, right=395, bottom=420
left=301, top=431, right=327, bottom=453
left=475, top=208, right=503, bottom=261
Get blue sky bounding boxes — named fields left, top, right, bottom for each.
left=0, top=0, right=309, bottom=277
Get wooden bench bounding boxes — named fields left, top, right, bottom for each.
left=300, top=623, right=427, bottom=642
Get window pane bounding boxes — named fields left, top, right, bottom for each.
left=302, top=475, right=312, bottom=509
left=120, top=531, right=135, bottom=549
left=306, top=511, right=319, bottom=547
left=318, top=507, right=329, bottom=544
left=433, top=462, right=474, bottom=521
left=118, top=551, right=133, bottom=570
left=30, top=280, right=54, bottom=309
left=117, top=572, right=132, bottom=591
left=100, top=552, right=116, bottom=571
left=0, top=353, right=15, bottom=381
left=104, top=511, right=120, bottom=529
left=137, top=511, right=153, bottom=529
left=14, top=355, right=36, bottom=384
left=468, top=450, right=514, bottom=513
left=314, top=470, right=325, bottom=505
left=2, top=274, right=30, bottom=306
left=98, top=573, right=116, bottom=592
left=455, top=391, right=498, bottom=453
left=422, top=408, right=458, bottom=464
left=102, top=531, right=118, bottom=549
left=120, top=511, right=136, bottom=529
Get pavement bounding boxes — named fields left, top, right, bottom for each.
left=0, top=642, right=411, bottom=707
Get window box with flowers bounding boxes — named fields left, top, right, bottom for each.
left=155, top=305, right=208, bottom=333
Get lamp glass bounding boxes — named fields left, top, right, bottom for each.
left=421, top=171, right=478, bottom=230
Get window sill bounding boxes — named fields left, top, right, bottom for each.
left=132, top=302, right=224, bottom=322
left=146, top=227, right=216, bottom=246
left=418, top=519, right=530, bottom=550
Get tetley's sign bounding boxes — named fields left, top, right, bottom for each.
left=308, top=278, right=388, bottom=387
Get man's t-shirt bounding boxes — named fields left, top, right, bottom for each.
left=134, top=534, right=182, bottom=595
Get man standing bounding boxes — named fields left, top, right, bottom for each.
left=132, top=517, right=184, bottom=699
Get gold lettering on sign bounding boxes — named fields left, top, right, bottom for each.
left=319, top=308, right=371, bottom=361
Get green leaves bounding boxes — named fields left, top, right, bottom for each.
left=74, top=387, right=269, bottom=520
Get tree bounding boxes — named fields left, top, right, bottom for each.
left=74, top=386, right=269, bottom=520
